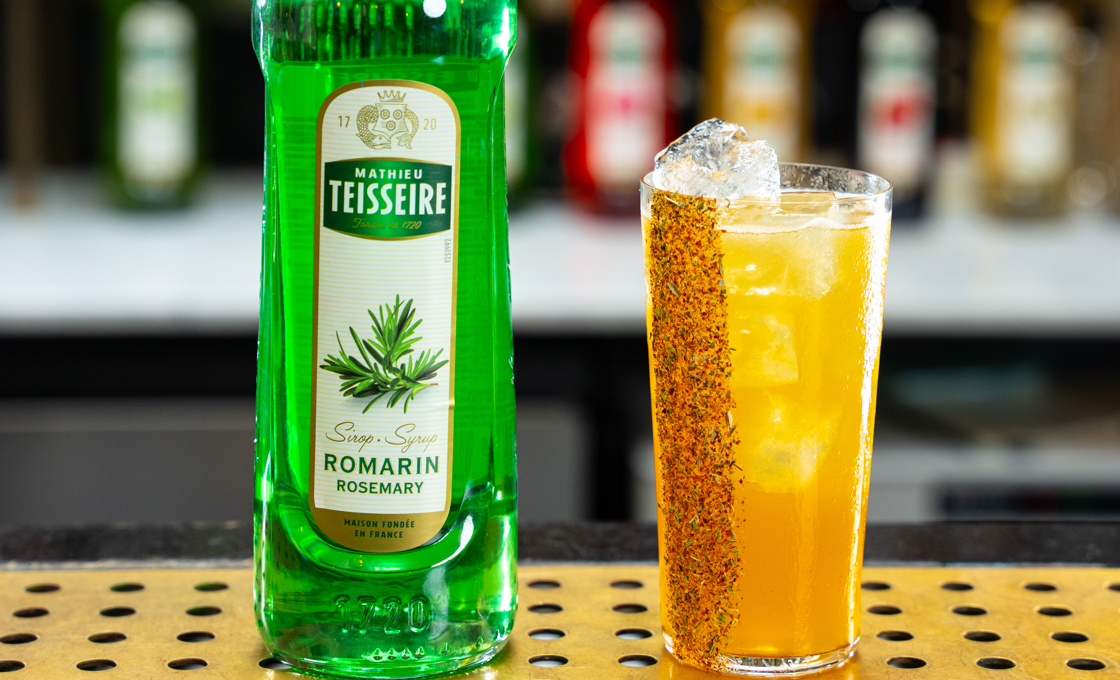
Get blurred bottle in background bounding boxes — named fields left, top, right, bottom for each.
left=506, top=15, right=533, bottom=205
left=103, top=0, right=200, bottom=209
left=526, top=0, right=577, bottom=193
left=1066, top=0, right=1112, bottom=210
left=701, top=0, right=811, bottom=161
left=1106, top=0, right=1120, bottom=213
left=857, top=1, right=938, bottom=219
left=565, top=0, right=674, bottom=212
left=971, top=0, right=1077, bottom=217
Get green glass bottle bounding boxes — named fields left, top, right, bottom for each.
left=103, top=0, right=201, bottom=208
left=251, top=2, right=517, bottom=678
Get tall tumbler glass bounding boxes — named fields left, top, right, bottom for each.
left=642, top=164, right=892, bottom=675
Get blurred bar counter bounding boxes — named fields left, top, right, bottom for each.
left=0, top=173, right=261, bottom=335
left=4, top=172, right=1120, bottom=337
left=3, top=521, right=1120, bottom=565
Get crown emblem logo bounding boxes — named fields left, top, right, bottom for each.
left=356, top=92, right=419, bottom=150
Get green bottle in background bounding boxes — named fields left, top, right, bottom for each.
left=103, top=0, right=201, bottom=208
left=251, top=1, right=518, bottom=677
left=505, top=16, right=530, bottom=201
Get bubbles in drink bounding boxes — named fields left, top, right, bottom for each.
left=781, top=191, right=838, bottom=213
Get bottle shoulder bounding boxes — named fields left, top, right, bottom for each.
left=253, top=0, right=516, bottom=68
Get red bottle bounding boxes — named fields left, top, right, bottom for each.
left=565, top=0, right=675, bottom=213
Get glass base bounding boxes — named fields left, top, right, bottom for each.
left=270, top=639, right=506, bottom=680
left=665, top=634, right=857, bottom=676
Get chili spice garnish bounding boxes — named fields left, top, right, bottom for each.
left=645, top=188, right=741, bottom=669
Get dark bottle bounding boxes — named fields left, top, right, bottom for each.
left=812, top=0, right=865, bottom=169
left=857, top=0, right=938, bottom=219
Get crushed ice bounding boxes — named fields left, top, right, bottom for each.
left=651, top=119, right=780, bottom=200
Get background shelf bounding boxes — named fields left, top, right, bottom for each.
left=5, top=173, right=1120, bottom=338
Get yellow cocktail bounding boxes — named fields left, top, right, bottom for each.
left=642, top=165, right=891, bottom=675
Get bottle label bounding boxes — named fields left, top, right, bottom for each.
left=857, top=9, right=937, bottom=196
left=118, top=0, right=196, bottom=192
left=586, top=2, right=666, bottom=188
left=996, top=4, right=1074, bottom=183
left=723, top=7, right=802, bottom=161
left=310, top=81, right=459, bottom=553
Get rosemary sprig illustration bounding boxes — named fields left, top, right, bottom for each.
left=320, top=296, right=448, bottom=413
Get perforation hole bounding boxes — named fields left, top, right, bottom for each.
left=0, top=661, right=24, bottom=673
left=168, top=658, right=207, bottom=670
left=964, top=631, right=1001, bottom=642
left=77, top=659, right=116, bottom=671
left=1038, top=607, right=1072, bottom=617
left=88, top=633, right=126, bottom=644
left=185, top=607, right=221, bottom=617
left=527, top=604, right=562, bottom=614
left=941, top=582, right=974, bottom=591
left=528, top=655, right=567, bottom=667
left=12, top=608, right=47, bottom=619
left=99, top=607, right=135, bottom=618
left=611, top=581, right=643, bottom=590
left=616, top=628, right=654, bottom=640
left=528, top=580, right=560, bottom=590
left=877, top=630, right=913, bottom=641
left=528, top=629, right=565, bottom=640
left=110, top=583, right=144, bottom=593
left=977, top=658, right=1016, bottom=670
left=1024, top=582, right=1057, bottom=592
left=193, top=583, right=228, bottom=592
left=176, top=632, right=215, bottom=643
left=613, top=604, right=648, bottom=614
left=1067, top=659, right=1106, bottom=671
left=886, top=657, right=926, bottom=669
left=861, top=581, right=890, bottom=591
left=1052, top=632, right=1089, bottom=643
left=868, top=605, right=901, bottom=615
left=619, top=655, right=658, bottom=667
left=0, top=635, right=35, bottom=645
left=23, top=584, right=59, bottom=594
left=952, top=606, right=987, bottom=616
left=259, top=658, right=291, bottom=670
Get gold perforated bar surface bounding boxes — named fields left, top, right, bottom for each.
left=2, top=564, right=1119, bottom=678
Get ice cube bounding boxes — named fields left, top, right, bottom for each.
left=651, top=119, right=780, bottom=200
left=747, top=398, right=838, bottom=494
left=729, top=315, right=799, bottom=388
left=721, top=226, right=839, bottom=300
left=784, top=227, right=839, bottom=299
